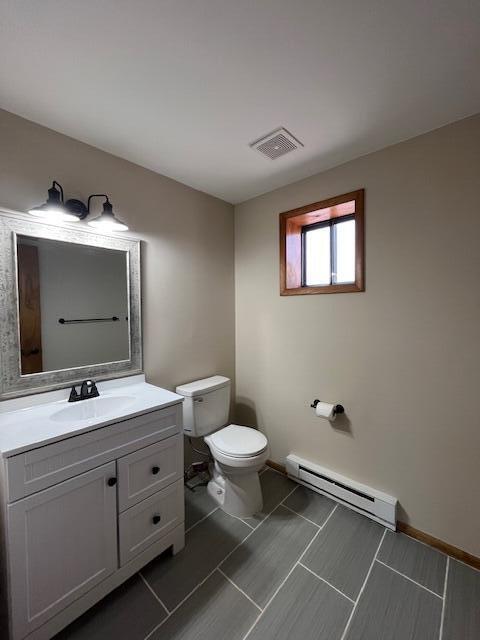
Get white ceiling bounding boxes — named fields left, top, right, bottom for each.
left=1, top=1, right=479, bottom=204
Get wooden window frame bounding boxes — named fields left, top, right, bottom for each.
left=279, top=189, right=365, bottom=295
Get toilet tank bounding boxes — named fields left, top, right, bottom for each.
left=176, top=376, right=230, bottom=437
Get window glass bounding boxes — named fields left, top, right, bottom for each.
left=305, top=225, right=330, bottom=286
left=333, top=218, right=355, bottom=284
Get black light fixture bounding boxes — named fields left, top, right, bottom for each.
left=27, top=181, right=128, bottom=231
left=86, top=194, right=129, bottom=231
left=28, top=181, right=81, bottom=222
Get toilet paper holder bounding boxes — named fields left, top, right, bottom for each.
left=310, top=399, right=345, bottom=415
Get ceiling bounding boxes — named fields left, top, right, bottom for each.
left=1, top=1, right=479, bottom=204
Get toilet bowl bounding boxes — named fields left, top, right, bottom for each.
left=205, top=424, right=269, bottom=516
left=176, top=376, right=269, bottom=518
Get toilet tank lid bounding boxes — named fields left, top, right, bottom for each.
left=176, top=375, right=230, bottom=397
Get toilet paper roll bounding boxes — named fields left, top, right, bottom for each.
left=315, top=401, right=336, bottom=421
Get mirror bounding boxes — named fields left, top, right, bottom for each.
left=0, top=210, right=142, bottom=399
left=17, top=236, right=130, bottom=374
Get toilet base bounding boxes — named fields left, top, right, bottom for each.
left=207, top=461, right=263, bottom=518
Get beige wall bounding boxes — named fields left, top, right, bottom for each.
left=0, top=108, right=235, bottom=406
left=234, top=114, right=480, bottom=556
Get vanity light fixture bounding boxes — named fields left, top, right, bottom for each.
left=86, top=194, right=129, bottom=232
left=28, top=181, right=80, bottom=223
left=27, top=182, right=128, bottom=231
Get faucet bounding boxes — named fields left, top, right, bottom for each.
left=68, top=380, right=100, bottom=403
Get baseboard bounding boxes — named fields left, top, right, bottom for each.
left=266, top=459, right=287, bottom=475
left=265, top=460, right=480, bottom=571
left=396, top=522, right=480, bottom=571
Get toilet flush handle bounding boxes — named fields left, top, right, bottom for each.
left=194, top=397, right=204, bottom=403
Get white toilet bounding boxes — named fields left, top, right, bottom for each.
left=176, top=375, right=269, bottom=517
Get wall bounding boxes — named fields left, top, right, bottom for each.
left=0, top=109, right=235, bottom=464
left=234, top=114, right=480, bottom=556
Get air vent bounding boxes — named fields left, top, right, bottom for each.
left=250, top=127, right=304, bottom=160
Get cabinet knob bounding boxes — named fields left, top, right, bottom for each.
left=107, top=477, right=117, bottom=487
left=151, top=466, right=160, bottom=475
left=152, top=515, right=161, bottom=525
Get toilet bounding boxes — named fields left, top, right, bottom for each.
left=176, top=375, right=269, bottom=517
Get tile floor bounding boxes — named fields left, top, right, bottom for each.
left=56, top=469, right=480, bottom=640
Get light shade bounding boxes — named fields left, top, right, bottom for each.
left=28, top=183, right=80, bottom=222
left=87, top=199, right=128, bottom=231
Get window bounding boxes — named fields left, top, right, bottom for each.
left=279, top=189, right=364, bottom=295
left=303, top=215, right=356, bottom=286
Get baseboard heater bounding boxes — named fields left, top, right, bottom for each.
left=285, top=454, right=397, bottom=530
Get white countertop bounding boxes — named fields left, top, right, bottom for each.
left=0, top=375, right=183, bottom=457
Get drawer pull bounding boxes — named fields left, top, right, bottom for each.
left=152, top=514, right=161, bottom=525
left=151, top=466, right=160, bottom=475
left=107, top=477, right=117, bottom=487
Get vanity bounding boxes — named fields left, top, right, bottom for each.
left=0, top=376, right=185, bottom=640
left=0, top=210, right=185, bottom=639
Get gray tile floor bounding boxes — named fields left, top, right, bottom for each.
left=56, top=469, right=480, bottom=640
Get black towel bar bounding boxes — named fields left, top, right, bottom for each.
left=58, top=316, right=120, bottom=325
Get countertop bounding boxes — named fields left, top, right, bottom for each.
left=0, top=375, right=183, bottom=457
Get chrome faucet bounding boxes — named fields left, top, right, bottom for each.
left=68, top=380, right=100, bottom=403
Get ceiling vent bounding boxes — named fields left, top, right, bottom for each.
left=250, top=127, right=304, bottom=160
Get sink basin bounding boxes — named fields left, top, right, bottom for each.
left=51, top=395, right=136, bottom=423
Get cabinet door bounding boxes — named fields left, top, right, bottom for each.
left=8, top=461, right=118, bottom=639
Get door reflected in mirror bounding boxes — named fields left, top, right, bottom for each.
left=17, top=235, right=130, bottom=375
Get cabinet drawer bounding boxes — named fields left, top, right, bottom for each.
left=118, top=434, right=183, bottom=512
left=119, top=479, right=184, bottom=566
left=7, top=404, right=182, bottom=502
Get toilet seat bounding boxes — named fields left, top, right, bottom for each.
left=207, top=424, right=268, bottom=458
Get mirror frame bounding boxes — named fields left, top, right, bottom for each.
left=0, top=209, right=142, bottom=399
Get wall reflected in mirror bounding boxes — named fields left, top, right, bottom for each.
left=17, top=235, right=130, bottom=375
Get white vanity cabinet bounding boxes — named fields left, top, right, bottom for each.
left=0, top=398, right=185, bottom=640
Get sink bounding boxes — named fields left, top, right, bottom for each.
left=51, top=395, right=136, bottom=423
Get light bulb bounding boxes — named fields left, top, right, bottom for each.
left=28, top=204, right=79, bottom=222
